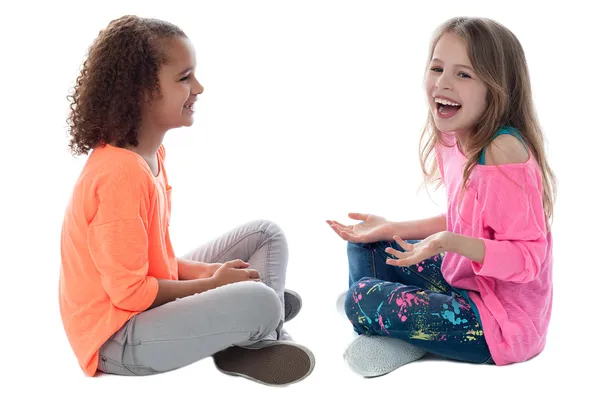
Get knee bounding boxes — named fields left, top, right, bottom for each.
left=344, top=287, right=355, bottom=319
left=346, top=240, right=373, bottom=258
left=346, top=241, right=375, bottom=275
left=249, top=219, right=287, bottom=241
left=344, top=278, right=373, bottom=317
left=346, top=240, right=367, bottom=250
left=241, top=282, right=282, bottom=329
left=249, top=219, right=282, bottom=235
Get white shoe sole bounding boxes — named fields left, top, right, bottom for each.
left=344, top=335, right=426, bottom=377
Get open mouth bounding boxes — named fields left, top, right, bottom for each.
left=434, top=97, right=461, bottom=118
left=183, top=103, right=195, bottom=112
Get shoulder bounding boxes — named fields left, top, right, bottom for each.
left=86, top=147, right=155, bottom=196
left=484, top=134, right=529, bottom=166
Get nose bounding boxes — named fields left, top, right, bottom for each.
left=435, top=72, right=452, bottom=90
left=193, top=76, right=204, bottom=95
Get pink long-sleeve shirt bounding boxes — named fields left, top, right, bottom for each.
left=436, top=132, right=553, bottom=365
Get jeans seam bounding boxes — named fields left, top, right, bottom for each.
left=108, top=328, right=266, bottom=346
left=209, top=229, right=270, bottom=264
left=370, top=243, right=377, bottom=279
left=265, top=230, right=273, bottom=288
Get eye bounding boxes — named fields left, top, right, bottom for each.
left=458, top=72, right=471, bottom=79
left=180, top=75, right=190, bottom=82
left=430, top=67, right=443, bottom=73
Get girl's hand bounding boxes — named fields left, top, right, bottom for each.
left=178, top=258, right=224, bottom=280
left=198, top=263, right=221, bottom=279
left=210, top=260, right=261, bottom=287
left=326, top=213, right=391, bottom=243
left=385, top=232, right=450, bottom=266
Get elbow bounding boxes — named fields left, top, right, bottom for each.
left=511, top=245, right=545, bottom=283
left=511, top=263, right=540, bottom=283
left=110, top=292, right=149, bottom=312
left=103, top=277, right=156, bottom=312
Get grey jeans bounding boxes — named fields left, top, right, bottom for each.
left=97, top=220, right=289, bottom=376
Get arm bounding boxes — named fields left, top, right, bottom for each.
left=444, top=134, right=547, bottom=283
left=149, top=277, right=217, bottom=309
left=91, top=224, right=220, bottom=311
left=89, top=218, right=163, bottom=312
left=444, top=232, right=485, bottom=264
left=443, top=231, right=546, bottom=283
left=177, top=258, right=214, bottom=280
left=388, top=213, right=447, bottom=240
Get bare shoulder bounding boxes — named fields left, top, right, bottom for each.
left=484, top=134, right=530, bottom=165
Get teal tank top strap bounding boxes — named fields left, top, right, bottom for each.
left=478, top=126, right=526, bottom=165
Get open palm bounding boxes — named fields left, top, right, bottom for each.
left=326, top=213, right=390, bottom=243
left=385, top=232, right=446, bottom=267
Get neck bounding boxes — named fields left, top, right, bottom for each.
left=128, top=119, right=167, bottom=158
left=454, top=129, right=473, bottom=153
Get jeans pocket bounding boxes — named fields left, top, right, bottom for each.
left=99, top=356, right=156, bottom=376
left=99, top=356, right=135, bottom=376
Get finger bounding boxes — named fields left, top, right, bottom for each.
left=343, top=233, right=369, bottom=244
left=384, top=247, right=407, bottom=259
left=246, top=269, right=261, bottom=279
left=330, top=224, right=352, bottom=241
left=340, top=230, right=363, bottom=243
left=226, top=259, right=249, bottom=268
left=386, top=255, right=418, bottom=267
left=329, top=220, right=351, bottom=231
left=348, top=212, right=368, bottom=221
left=392, top=235, right=413, bottom=251
left=327, top=223, right=343, bottom=234
left=327, top=223, right=344, bottom=239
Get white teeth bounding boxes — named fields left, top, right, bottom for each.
left=434, top=98, right=460, bottom=106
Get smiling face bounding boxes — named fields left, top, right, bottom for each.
left=425, top=32, right=488, bottom=137
left=144, top=36, right=204, bottom=130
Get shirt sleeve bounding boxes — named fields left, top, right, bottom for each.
left=87, top=173, right=159, bottom=311
left=472, top=166, right=548, bottom=283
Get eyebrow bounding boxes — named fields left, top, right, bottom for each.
left=177, top=67, right=194, bottom=76
left=430, top=58, right=474, bottom=71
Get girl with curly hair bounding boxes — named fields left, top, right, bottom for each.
left=59, top=15, right=314, bottom=386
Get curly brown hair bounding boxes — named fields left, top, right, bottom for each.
left=66, top=15, right=186, bottom=156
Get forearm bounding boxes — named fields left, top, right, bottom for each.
left=388, top=214, right=447, bottom=240
left=177, top=257, right=209, bottom=280
left=149, top=278, right=216, bottom=309
left=444, top=232, right=485, bottom=264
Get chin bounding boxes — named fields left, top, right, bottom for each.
left=179, top=117, right=194, bottom=128
left=433, top=117, right=458, bottom=133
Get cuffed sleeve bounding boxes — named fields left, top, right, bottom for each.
left=472, top=167, right=548, bottom=283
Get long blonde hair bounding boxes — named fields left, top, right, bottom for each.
left=419, top=17, right=557, bottom=227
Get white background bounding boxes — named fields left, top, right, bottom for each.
left=1, top=0, right=598, bottom=397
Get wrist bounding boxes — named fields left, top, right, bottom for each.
left=177, top=258, right=210, bottom=280
left=384, top=221, right=398, bottom=240
left=196, top=276, right=218, bottom=293
left=441, top=231, right=455, bottom=252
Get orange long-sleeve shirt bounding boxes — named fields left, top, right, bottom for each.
left=59, top=143, right=178, bottom=376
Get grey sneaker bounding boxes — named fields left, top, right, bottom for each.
left=344, top=335, right=426, bottom=377
left=284, top=289, right=302, bottom=322
left=213, top=340, right=315, bottom=386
